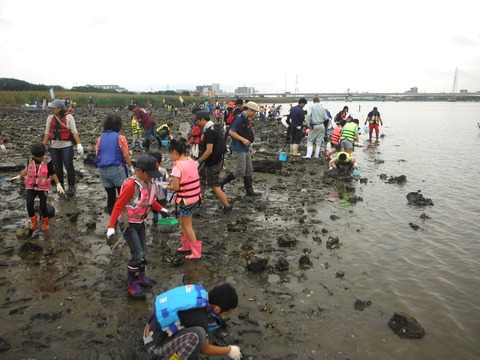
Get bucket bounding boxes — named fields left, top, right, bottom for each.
left=279, top=152, right=288, bottom=162
left=352, top=169, right=361, bottom=177
left=157, top=217, right=179, bottom=233
left=161, top=139, right=169, bottom=147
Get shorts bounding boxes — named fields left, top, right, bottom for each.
left=205, top=161, right=222, bottom=187
left=340, top=139, right=354, bottom=150
left=98, top=165, right=127, bottom=188
left=178, top=201, right=198, bottom=217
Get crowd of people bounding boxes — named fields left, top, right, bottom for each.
left=4, top=97, right=384, bottom=359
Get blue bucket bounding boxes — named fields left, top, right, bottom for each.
left=161, top=140, right=169, bottom=147
left=279, top=152, right=288, bottom=162
left=352, top=169, right=361, bottom=177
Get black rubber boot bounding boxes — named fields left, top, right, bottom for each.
left=219, top=172, right=236, bottom=191
left=145, top=139, right=151, bottom=151
left=244, top=176, right=261, bottom=196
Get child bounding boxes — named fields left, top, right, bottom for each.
left=188, top=118, right=202, bottom=159
left=166, top=139, right=202, bottom=259
left=106, top=154, right=169, bottom=300
left=131, top=115, right=144, bottom=150
left=214, top=106, right=221, bottom=123
left=149, top=152, right=169, bottom=225
left=11, top=143, right=65, bottom=232
left=327, top=122, right=343, bottom=159
left=328, top=151, right=357, bottom=175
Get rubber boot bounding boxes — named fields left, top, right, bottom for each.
left=244, top=176, right=261, bottom=196
left=139, top=141, right=144, bottom=149
left=41, top=217, right=49, bottom=231
left=304, top=145, right=313, bottom=158
left=127, top=266, right=146, bottom=300
left=178, top=234, right=191, bottom=252
left=145, top=139, right=151, bottom=151
left=156, top=136, right=163, bottom=149
left=292, top=144, right=301, bottom=156
left=132, top=140, right=137, bottom=150
left=289, top=144, right=293, bottom=155
left=314, top=146, right=321, bottom=158
left=139, top=260, right=152, bottom=288
left=186, top=241, right=202, bottom=259
left=29, top=215, right=38, bottom=231
left=219, top=172, right=236, bottom=191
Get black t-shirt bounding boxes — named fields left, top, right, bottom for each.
left=203, top=126, right=224, bottom=167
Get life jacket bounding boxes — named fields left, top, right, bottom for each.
left=154, top=284, right=221, bottom=337
left=131, top=118, right=142, bottom=134
left=48, top=115, right=73, bottom=141
left=336, top=152, right=354, bottom=174
left=173, top=159, right=201, bottom=205
left=123, top=178, right=156, bottom=223
left=25, top=157, right=51, bottom=191
left=224, top=107, right=235, bottom=125
left=94, top=131, right=124, bottom=168
left=189, top=125, right=202, bottom=144
left=330, top=127, right=342, bottom=145
left=156, top=123, right=170, bottom=133
left=369, top=111, right=381, bottom=124
left=340, top=122, right=357, bottom=142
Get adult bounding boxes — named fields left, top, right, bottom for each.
left=365, top=106, right=383, bottom=141
left=334, top=106, right=351, bottom=126
left=94, top=114, right=134, bottom=214
left=289, top=98, right=307, bottom=156
left=42, top=99, right=84, bottom=197
left=219, top=101, right=261, bottom=196
left=143, top=283, right=242, bottom=359
left=304, top=96, right=329, bottom=159
left=340, top=119, right=360, bottom=155
left=195, top=111, right=232, bottom=213
left=128, top=104, right=163, bottom=151
left=88, top=96, right=95, bottom=113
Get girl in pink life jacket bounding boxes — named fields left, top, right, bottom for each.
left=166, top=139, right=202, bottom=259
left=11, top=143, right=65, bottom=232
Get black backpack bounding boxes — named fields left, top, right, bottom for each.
left=212, top=124, right=228, bottom=155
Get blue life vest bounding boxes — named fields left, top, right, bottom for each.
left=95, top=131, right=124, bottom=168
left=155, top=284, right=220, bottom=337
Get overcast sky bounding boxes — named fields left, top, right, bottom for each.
left=1, top=0, right=479, bottom=94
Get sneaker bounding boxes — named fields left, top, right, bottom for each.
left=223, top=205, right=233, bottom=214
left=66, top=187, right=76, bottom=197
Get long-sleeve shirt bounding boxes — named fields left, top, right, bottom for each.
left=306, top=103, right=329, bottom=127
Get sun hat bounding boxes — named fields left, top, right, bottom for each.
left=243, top=101, right=260, bottom=112
left=48, top=99, right=65, bottom=110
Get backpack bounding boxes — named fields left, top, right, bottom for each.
left=212, top=124, right=227, bottom=155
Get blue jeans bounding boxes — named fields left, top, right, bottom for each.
left=125, top=222, right=146, bottom=267
left=50, top=145, right=75, bottom=187
left=98, top=165, right=126, bottom=188
left=144, top=126, right=160, bottom=141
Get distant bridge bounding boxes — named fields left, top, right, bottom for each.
left=217, top=92, right=480, bottom=102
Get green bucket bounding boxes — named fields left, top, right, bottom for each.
left=157, top=217, right=179, bottom=233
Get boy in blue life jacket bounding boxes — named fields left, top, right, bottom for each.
left=143, top=283, right=242, bottom=360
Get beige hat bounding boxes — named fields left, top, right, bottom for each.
left=243, top=101, right=260, bottom=112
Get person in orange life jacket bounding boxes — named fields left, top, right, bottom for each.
left=128, top=104, right=163, bottom=151
left=189, top=118, right=202, bottom=159
left=365, top=106, right=383, bottom=141
left=327, top=122, right=344, bottom=159
left=106, top=155, right=169, bottom=300
left=10, top=143, right=65, bottom=232
left=328, top=151, right=357, bottom=175
left=95, top=114, right=134, bottom=215
left=220, top=101, right=262, bottom=196
left=289, top=98, right=308, bottom=156
left=144, top=283, right=242, bottom=360
left=224, top=99, right=243, bottom=143
left=148, top=152, right=170, bottom=225
left=42, top=99, right=84, bottom=197
left=165, top=139, right=203, bottom=259
left=195, top=111, right=232, bottom=214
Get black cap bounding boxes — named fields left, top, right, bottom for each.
left=135, top=155, right=161, bottom=178
left=299, top=98, right=307, bottom=104
left=195, top=110, right=210, bottom=121
left=235, top=98, right=244, bottom=106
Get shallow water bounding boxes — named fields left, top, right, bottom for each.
left=266, top=101, right=480, bottom=359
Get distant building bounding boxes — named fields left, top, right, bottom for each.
left=235, top=86, right=256, bottom=94
left=459, top=89, right=468, bottom=93
left=405, top=87, right=418, bottom=94
left=92, top=84, right=127, bottom=92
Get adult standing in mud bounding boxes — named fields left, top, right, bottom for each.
left=128, top=104, right=163, bottom=151
left=42, top=99, right=84, bottom=197
left=289, top=97, right=307, bottom=156
left=220, top=101, right=261, bottom=196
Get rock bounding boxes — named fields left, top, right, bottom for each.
left=409, top=222, right=420, bottom=231
left=326, top=236, right=340, bottom=249
left=246, top=256, right=269, bottom=272
left=388, top=312, right=426, bottom=339
left=406, top=191, right=434, bottom=206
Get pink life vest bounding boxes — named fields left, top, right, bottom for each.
left=173, top=159, right=201, bottom=205
left=24, top=158, right=51, bottom=191
left=123, top=178, right=157, bottom=223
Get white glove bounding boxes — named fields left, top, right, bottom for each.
left=160, top=208, right=170, bottom=216
left=129, top=166, right=135, bottom=176
left=56, top=183, right=65, bottom=194
left=107, top=228, right=115, bottom=237
left=9, top=175, right=21, bottom=181
left=195, top=161, right=200, bottom=168
left=228, top=345, right=242, bottom=360
left=0, top=144, right=6, bottom=152
left=77, top=143, right=84, bottom=155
